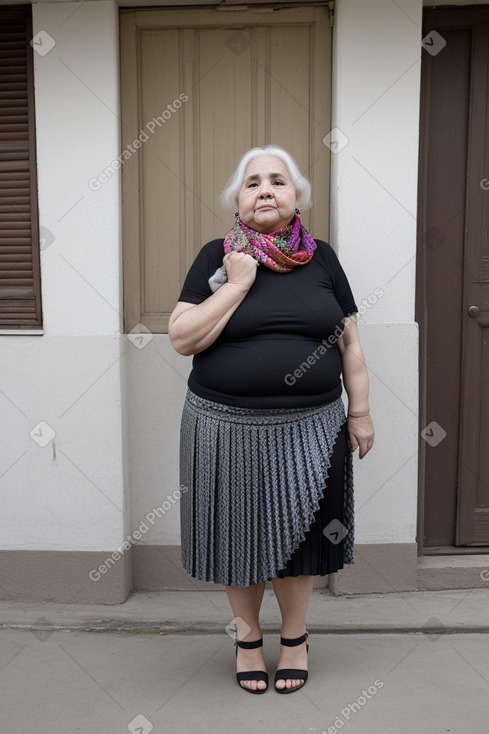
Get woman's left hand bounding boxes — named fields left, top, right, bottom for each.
left=347, top=415, right=374, bottom=459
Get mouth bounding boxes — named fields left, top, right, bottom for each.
left=256, top=205, right=275, bottom=211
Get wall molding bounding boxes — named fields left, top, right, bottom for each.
left=2, top=544, right=487, bottom=604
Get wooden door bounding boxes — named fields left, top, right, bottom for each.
left=417, top=8, right=489, bottom=548
left=121, top=6, right=331, bottom=333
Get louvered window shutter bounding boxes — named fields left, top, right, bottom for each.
left=0, top=6, right=42, bottom=329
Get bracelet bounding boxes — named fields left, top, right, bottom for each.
left=348, top=411, right=370, bottom=418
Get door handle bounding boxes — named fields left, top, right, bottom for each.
left=468, top=305, right=480, bottom=318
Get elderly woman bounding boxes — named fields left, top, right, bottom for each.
left=169, top=145, right=374, bottom=695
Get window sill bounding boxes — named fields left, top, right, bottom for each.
left=0, top=330, right=44, bottom=336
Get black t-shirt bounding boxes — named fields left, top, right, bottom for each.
left=177, top=238, right=358, bottom=408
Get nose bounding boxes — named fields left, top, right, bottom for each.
left=258, top=183, right=273, bottom=199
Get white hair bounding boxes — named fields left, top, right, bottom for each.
left=219, top=144, right=313, bottom=212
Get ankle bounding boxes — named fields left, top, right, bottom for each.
left=280, top=627, right=307, bottom=641
left=236, top=625, right=262, bottom=642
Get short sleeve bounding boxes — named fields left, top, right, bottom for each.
left=177, top=239, right=224, bottom=305
left=317, top=240, right=358, bottom=317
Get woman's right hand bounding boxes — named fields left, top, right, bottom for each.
left=169, top=251, right=258, bottom=356
left=223, top=251, right=259, bottom=291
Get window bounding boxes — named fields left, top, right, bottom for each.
left=0, top=5, right=42, bottom=329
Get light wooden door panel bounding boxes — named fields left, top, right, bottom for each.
left=121, top=7, right=331, bottom=333
left=140, top=30, right=184, bottom=320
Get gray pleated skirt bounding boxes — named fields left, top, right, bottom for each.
left=179, top=389, right=354, bottom=588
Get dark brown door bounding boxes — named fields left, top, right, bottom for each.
left=417, top=7, right=489, bottom=548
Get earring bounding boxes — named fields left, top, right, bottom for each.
left=295, top=207, right=301, bottom=215
left=234, top=211, right=239, bottom=225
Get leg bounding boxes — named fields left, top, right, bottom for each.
left=226, top=582, right=267, bottom=691
left=271, top=575, right=314, bottom=691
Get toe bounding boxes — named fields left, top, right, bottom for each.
left=241, top=679, right=267, bottom=692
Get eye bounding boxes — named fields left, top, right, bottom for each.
left=273, top=180, right=285, bottom=185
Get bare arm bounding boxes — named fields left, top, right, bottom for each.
left=337, top=314, right=375, bottom=458
left=169, top=251, right=258, bottom=356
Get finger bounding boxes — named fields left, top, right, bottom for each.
left=349, top=432, right=359, bottom=453
left=359, top=438, right=374, bottom=459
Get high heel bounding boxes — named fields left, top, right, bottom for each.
left=234, top=635, right=269, bottom=694
left=274, top=630, right=309, bottom=694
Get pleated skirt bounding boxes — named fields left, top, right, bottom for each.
left=179, top=389, right=354, bottom=588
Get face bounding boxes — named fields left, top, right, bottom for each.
left=237, top=155, right=299, bottom=234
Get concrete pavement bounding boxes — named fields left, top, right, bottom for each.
left=1, top=588, right=488, bottom=733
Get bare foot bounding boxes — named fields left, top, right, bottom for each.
left=275, top=635, right=308, bottom=691
left=236, top=643, right=268, bottom=692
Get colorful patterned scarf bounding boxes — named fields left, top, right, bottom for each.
left=208, top=215, right=316, bottom=292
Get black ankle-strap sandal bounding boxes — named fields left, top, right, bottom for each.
left=274, top=630, right=309, bottom=694
left=234, top=636, right=269, bottom=694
